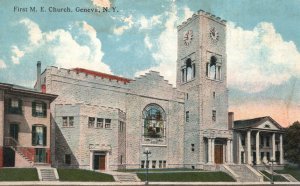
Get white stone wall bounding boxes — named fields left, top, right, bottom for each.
left=43, top=67, right=185, bottom=170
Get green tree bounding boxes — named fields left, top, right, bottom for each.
left=284, top=121, right=300, bottom=165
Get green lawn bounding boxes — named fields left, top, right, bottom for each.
left=137, top=171, right=235, bottom=182
left=275, top=167, right=300, bottom=181
left=57, top=169, right=114, bottom=182
left=261, top=171, right=288, bottom=182
left=0, top=168, right=39, bottom=181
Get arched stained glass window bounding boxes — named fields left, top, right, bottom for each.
left=143, top=104, right=166, bottom=138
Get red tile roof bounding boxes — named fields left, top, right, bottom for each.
left=72, top=68, right=131, bottom=84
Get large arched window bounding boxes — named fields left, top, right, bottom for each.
left=207, top=56, right=222, bottom=80
left=143, top=104, right=166, bottom=138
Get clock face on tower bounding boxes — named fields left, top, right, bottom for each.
left=183, top=30, right=193, bottom=46
left=209, top=27, right=219, bottom=43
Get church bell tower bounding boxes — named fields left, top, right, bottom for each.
left=176, top=10, right=232, bottom=167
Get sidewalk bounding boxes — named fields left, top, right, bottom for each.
left=0, top=181, right=299, bottom=186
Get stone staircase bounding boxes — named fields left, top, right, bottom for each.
left=223, top=164, right=263, bottom=182
left=4, top=137, right=34, bottom=166
left=38, top=168, right=59, bottom=181
left=281, top=174, right=299, bottom=182
left=114, top=174, right=140, bottom=182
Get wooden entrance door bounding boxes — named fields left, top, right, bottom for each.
left=99, top=155, right=105, bottom=170
left=10, top=124, right=19, bottom=141
left=93, top=153, right=106, bottom=170
left=215, top=144, right=223, bottom=164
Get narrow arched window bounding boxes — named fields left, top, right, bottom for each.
left=186, top=58, right=192, bottom=81
left=209, top=56, right=217, bottom=79
left=143, top=104, right=166, bottom=138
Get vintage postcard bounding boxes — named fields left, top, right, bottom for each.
left=0, top=0, right=299, bottom=184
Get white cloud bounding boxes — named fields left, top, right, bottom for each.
left=16, top=19, right=111, bottom=73
left=139, top=15, right=162, bottom=30
left=135, top=4, right=177, bottom=86
left=19, top=19, right=42, bottom=45
left=0, top=59, right=6, bottom=69
left=91, top=0, right=111, bottom=8
left=227, top=22, right=300, bottom=92
left=113, top=15, right=133, bottom=35
left=144, top=35, right=153, bottom=49
left=183, top=6, right=193, bottom=20
left=11, top=46, right=25, bottom=64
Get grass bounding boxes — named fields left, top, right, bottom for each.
left=0, top=168, right=39, bottom=181
left=137, top=171, right=235, bottom=182
left=57, top=169, right=114, bottom=182
left=261, top=171, right=288, bottom=182
left=275, top=166, right=300, bottom=181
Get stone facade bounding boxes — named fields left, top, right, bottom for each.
left=36, top=10, right=235, bottom=171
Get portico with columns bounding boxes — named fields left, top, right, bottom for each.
left=203, top=129, right=233, bottom=164
left=233, top=116, right=285, bottom=166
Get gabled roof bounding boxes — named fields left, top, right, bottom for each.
left=72, top=68, right=132, bottom=84
left=234, top=116, right=283, bottom=130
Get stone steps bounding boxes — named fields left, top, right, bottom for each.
left=227, top=164, right=263, bottom=182
left=10, top=147, right=34, bottom=166
left=281, top=174, right=299, bottom=182
left=40, top=169, right=58, bottom=181
left=114, top=174, right=140, bottom=182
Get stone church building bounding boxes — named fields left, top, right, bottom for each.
left=32, top=10, right=284, bottom=171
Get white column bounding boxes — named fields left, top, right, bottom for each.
left=238, top=133, right=242, bottom=164
left=247, top=130, right=251, bottom=164
left=230, top=139, right=233, bottom=163
left=272, top=133, right=276, bottom=161
left=280, top=134, right=283, bottom=164
left=208, top=138, right=212, bottom=163
left=211, top=138, right=215, bottom=164
left=256, top=131, right=260, bottom=164
left=227, top=139, right=230, bottom=163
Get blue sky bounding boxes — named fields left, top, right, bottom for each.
left=0, top=0, right=299, bottom=126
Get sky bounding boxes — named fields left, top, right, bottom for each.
left=0, top=0, right=299, bottom=127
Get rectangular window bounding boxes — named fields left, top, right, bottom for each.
left=62, top=117, right=68, bottom=127
left=32, top=101, right=47, bottom=117
left=217, top=66, right=221, bottom=80
left=213, top=92, right=216, bottom=99
left=141, top=160, right=145, bottom=168
left=63, top=116, right=74, bottom=127
left=206, top=63, right=209, bottom=77
left=8, top=98, right=22, bottom=114
left=241, top=137, right=245, bottom=146
left=32, top=125, right=47, bottom=146
left=65, top=154, right=71, bottom=165
left=186, top=111, right=189, bottom=122
left=119, top=121, right=125, bottom=132
left=163, top=160, right=166, bottom=168
left=88, top=117, right=95, bottom=128
left=266, top=136, right=270, bottom=147
left=105, top=119, right=111, bottom=128
left=181, top=69, right=185, bottom=82
left=260, top=136, right=264, bottom=146
left=212, top=110, right=216, bottom=121
left=35, top=148, right=46, bottom=163
left=159, top=160, right=162, bottom=168
left=96, top=118, right=103, bottom=128
left=120, top=155, right=123, bottom=164
left=69, top=117, right=74, bottom=127
left=191, top=144, right=195, bottom=152
left=261, top=152, right=264, bottom=161
left=11, top=100, right=19, bottom=108
left=152, top=160, right=156, bottom=168
left=192, top=63, right=196, bottom=78
left=266, top=152, right=270, bottom=161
